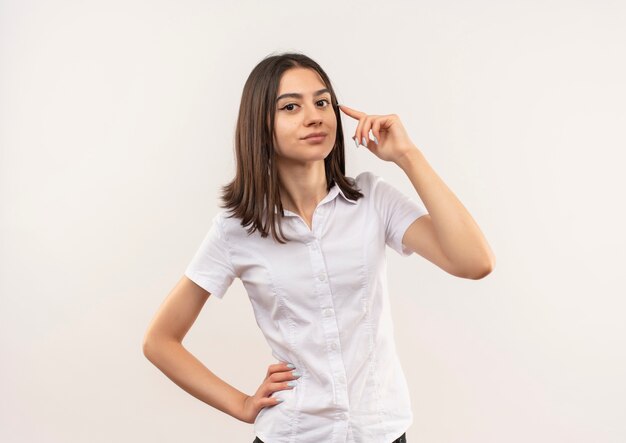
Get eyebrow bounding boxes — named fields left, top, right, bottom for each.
left=276, top=88, right=331, bottom=103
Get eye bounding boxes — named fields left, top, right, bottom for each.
left=279, top=99, right=331, bottom=112
left=281, top=103, right=297, bottom=111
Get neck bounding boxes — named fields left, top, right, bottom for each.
left=277, top=160, right=328, bottom=216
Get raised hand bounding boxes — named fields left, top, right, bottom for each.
left=338, top=104, right=419, bottom=165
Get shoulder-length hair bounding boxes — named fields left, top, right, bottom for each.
left=219, top=52, right=363, bottom=244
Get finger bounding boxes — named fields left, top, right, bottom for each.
left=267, top=362, right=295, bottom=376
left=368, top=114, right=395, bottom=148
left=260, top=396, right=284, bottom=408
left=268, top=368, right=301, bottom=383
left=371, top=119, right=381, bottom=145
left=252, top=394, right=279, bottom=412
left=353, top=114, right=366, bottom=148
left=275, top=379, right=298, bottom=391
left=339, top=104, right=365, bottom=120
left=263, top=379, right=297, bottom=398
left=364, top=115, right=377, bottom=147
left=356, top=115, right=375, bottom=148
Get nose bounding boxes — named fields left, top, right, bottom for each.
left=302, top=103, right=324, bottom=125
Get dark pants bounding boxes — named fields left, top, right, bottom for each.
left=253, top=431, right=407, bottom=443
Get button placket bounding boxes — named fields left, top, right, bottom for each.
left=306, top=205, right=350, bottom=418
left=317, top=281, right=349, bottom=410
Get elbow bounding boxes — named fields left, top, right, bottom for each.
left=469, top=256, right=496, bottom=280
left=142, top=334, right=154, bottom=358
left=470, top=266, right=493, bottom=280
left=142, top=331, right=162, bottom=359
left=142, top=331, right=181, bottom=360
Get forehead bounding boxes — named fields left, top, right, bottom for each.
left=277, top=68, right=327, bottom=94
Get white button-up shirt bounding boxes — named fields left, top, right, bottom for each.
left=184, top=171, right=428, bottom=443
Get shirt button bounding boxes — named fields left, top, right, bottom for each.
left=339, top=412, right=348, bottom=420
left=318, top=273, right=326, bottom=281
left=330, top=342, right=338, bottom=350
left=323, top=308, right=333, bottom=317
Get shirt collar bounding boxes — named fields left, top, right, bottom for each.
left=274, top=181, right=357, bottom=217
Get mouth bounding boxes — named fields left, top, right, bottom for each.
left=302, top=134, right=327, bottom=143
left=301, top=132, right=328, bottom=143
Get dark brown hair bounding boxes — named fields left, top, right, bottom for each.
left=219, top=52, right=363, bottom=244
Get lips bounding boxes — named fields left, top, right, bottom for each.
left=302, top=132, right=327, bottom=139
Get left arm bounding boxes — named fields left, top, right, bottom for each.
left=395, top=147, right=496, bottom=279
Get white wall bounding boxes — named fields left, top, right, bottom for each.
left=1, top=0, right=625, bottom=442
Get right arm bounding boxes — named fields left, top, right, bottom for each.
left=142, top=275, right=299, bottom=423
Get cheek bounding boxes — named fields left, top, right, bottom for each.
left=274, top=119, right=297, bottom=137
left=329, top=123, right=337, bottom=141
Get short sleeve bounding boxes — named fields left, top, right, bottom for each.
left=370, top=172, right=429, bottom=257
left=184, top=213, right=237, bottom=299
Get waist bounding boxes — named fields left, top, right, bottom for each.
left=253, top=431, right=407, bottom=443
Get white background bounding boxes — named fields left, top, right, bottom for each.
left=1, top=0, right=625, bottom=442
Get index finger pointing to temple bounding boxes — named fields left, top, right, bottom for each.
left=338, top=104, right=365, bottom=119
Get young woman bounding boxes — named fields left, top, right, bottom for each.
left=143, top=52, right=495, bottom=443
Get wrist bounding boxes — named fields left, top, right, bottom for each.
left=234, top=393, right=253, bottom=424
left=395, top=146, right=423, bottom=171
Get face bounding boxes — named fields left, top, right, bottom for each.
left=272, top=67, right=337, bottom=167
